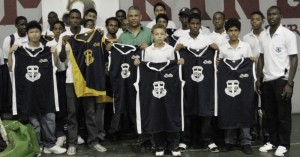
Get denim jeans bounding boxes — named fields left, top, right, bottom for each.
left=225, top=128, right=251, bottom=145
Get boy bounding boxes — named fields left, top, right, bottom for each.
left=218, top=18, right=254, bottom=154
left=7, top=20, right=66, bottom=155
left=42, top=11, right=59, bottom=36
left=190, top=7, right=210, bottom=35
left=134, top=24, right=183, bottom=157
left=173, top=7, right=190, bottom=37
left=209, top=11, right=228, bottom=50
left=84, top=19, right=95, bottom=29
left=146, top=2, right=176, bottom=29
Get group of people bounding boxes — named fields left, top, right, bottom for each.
left=0, top=2, right=298, bottom=157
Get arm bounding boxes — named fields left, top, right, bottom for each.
left=256, top=54, right=264, bottom=94
left=57, top=33, right=69, bottom=62
left=2, top=36, right=11, bottom=62
left=282, top=54, right=298, bottom=99
left=7, top=45, right=19, bottom=72
left=50, top=46, right=59, bottom=66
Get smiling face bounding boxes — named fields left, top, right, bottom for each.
left=127, top=9, right=142, bottom=28
left=85, top=12, right=97, bottom=22
left=154, top=6, right=166, bottom=16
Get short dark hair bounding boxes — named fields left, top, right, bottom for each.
left=53, top=20, right=65, bottom=29
left=225, top=18, right=241, bottom=31
left=151, top=23, right=167, bottom=33
left=154, top=2, right=166, bottom=11
left=48, top=11, right=58, bottom=18
left=83, top=19, right=94, bottom=27
left=115, top=9, right=126, bottom=16
left=188, top=13, right=201, bottom=23
left=267, top=6, right=282, bottom=15
left=26, top=20, right=42, bottom=32
left=85, top=8, right=97, bottom=16
left=69, top=9, right=82, bottom=17
left=191, top=7, right=201, bottom=16
left=105, top=17, right=121, bottom=27
left=213, top=11, right=226, bottom=19
left=15, top=16, right=27, bottom=25
left=156, top=13, right=169, bottom=23
left=251, top=11, right=265, bottom=19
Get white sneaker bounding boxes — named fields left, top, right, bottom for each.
left=67, top=146, right=76, bottom=156
left=155, top=148, right=165, bottom=156
left=275, top=146, right=288, bottom=156
left=259, top=142, right=277, bottom=152
left=171, top=149, right=181, bottom=156
left=77, top=136, right=85, bottom=144
left=56, top=135, right=66, bottom=147
left=37, top=147, right=43, bottom=157
left=43, top=145, right=67, bottom=154
left=92, top=143, right=107, bottom=152
left=178, top=143, right=187, bottom=151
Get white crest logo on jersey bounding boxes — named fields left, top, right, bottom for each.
left=131, top=55, right=140, bottom=59
left=152, top=81, right=167, bottom=99
left=121, top=63, right=130, bottom=78
left=164, top=73, right=173, bottom=78
left=225, top=80, right=241, bottom=97
left=25, top=65, right=41, bottom=82
left=191, top=66, right=204, bottom=82
left=39, top=59, right=48, bottom=63
left=239, top=73, right=249, bottom=78
left=203, top=60, right=212, bottom=64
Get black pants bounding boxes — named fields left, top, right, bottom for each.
left=55, top=71, right=67, bottom=137
left=190, top=116, right=214, bottom=146
left=262, top=79, right=292, bottom=148
left=153, top=131, right=180, bottom=150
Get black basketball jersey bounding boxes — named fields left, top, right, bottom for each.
left=12, top=45, right=59, bottom=116
left=109, top=43, right=142, bottom=114
left=67, top=29, right=106, bottom=97
left=178, top=47, right=217, bottom=116
left=135, top=60, right=185, bottom=134
left=167, top=34, right=179, bottom=47
left=217, top=58, right=256, bottom=129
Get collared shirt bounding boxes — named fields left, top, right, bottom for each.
left=0, top=47, right=4, bottom=65
left=46, top=39, right=67, bottom=71
left=243, top=29, right=265, bottom=58
left=144, top=43, right=175, bottom=62
left=175, top=33, right=213, bottom=50
left=209, top=30, right=229, bottom=47
left=2, top=32, right=28, bottom=59
left=259, top=24, right=298, bottom=81
left=57, top=26, right=90, bottom=83
left=118, top=25, right=152, bottom=46
left=219, top=40, right=253, bottom=60
left=173, top=26, right=211, bottom=38
left=146, top=19, right=177, bottom=29
left=42, top=28, right=54, bottom=36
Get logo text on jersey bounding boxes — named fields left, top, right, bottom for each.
left=131, top=55, right=140, bottom=59
left=239, top=73, right=249, bottom=78
left=25, top=65, right=41, bottom=82
left=39, top=59, right=48, bottom=63
left=84, top=49, right=94, bottom=66
left=121, top=63, right=130, bottom=78
left=152, top=81, right=167, bottom=99
left=203, top=60, right=212, bottom=64
left=93, top=42, right=100, bottom=47
left=191, top=66, right=204, bottom=82
left=225, top=80, right=241, bottom=97
left=164, top=73, right=173, bottom=78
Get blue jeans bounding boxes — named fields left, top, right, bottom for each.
left=225, top=128, right=251, bottom=145
left=29, top=113, right=56, bottom=148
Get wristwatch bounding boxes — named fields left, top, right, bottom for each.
left=287, top=81, right=294, bottom=87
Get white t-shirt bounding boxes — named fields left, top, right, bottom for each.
left=173, top=26, right=210, bottom=37
left=144, top=43, right=175, bottom=62
left=200, top=26, right=211, bottom=35
left=243, top=29, right=265, bottom=58
left=175, top=33, right=213, bottom=50
left=57, top=26, right=90, bottom=83
left=209, top=30, right=229, bottom=47
left=146, top=19, right=177, bottom=29
left=46, top=39, right=67, bottom=72
left=2, top=32, right=28, bottom=59
left=259, top=24, right=298, bottom=81
left=0, top=47, right=4, bottom=65
left=219, top=40, right=253, bottom=60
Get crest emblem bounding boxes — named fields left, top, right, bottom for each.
left=121, top=63, right=130, bottom=78
left=152, top=81, right=167, bottom=98
left=84, top=49, right=94, bottom=66
left=225, top=80, right=241, bottom=97
left=25, top=65, right=41, bottom=82
left=191, top=66, right=204, bottom=82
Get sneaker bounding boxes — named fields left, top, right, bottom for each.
left=37, top=147, right=43, bottom=157
left=221, top=143, right=234, bottom=152
left=56, top=135, right=66, bottom=147
left=259, top=142, right=276, bottom=152
left=208, top=143, right=220, bottom=153
left=67, top=146, right=76, bottom=156
left=77, top=136, right=85, bottom=144
left=178, top=143, right=187, bottom=151
left=171, top=148, right=181, bottom=157
left=275, top=146, right=288, bottom=156
left=43, top=145, right=66, bottom=154
left=155, top=147, right=165, bottom=156
left=241, top=144, right=253, bottom=154
left=92, top=143, right=107, bottom=152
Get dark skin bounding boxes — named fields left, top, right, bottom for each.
left=256, top=7, right=298, bottom=100
left=48, top=12, right=59, bottom=31
left=16, top=19, right=27, bottom=37
left=210, top=12, right=225, bottom=50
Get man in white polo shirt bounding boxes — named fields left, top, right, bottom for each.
left=257, top=6, right=298, bottom=157
left=146, top=2, right=176, bottom=29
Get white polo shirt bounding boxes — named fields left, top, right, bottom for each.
left=144, top=43, right=175, bottom=62
left=57, top=26, right=90, bottom=83
left=0, top=47, right=4, bottom=65
left=2, top=32, right=28, bottom=59
left=175, top=33, right=213, bottom=50
left=259, top=24, right=298, bottom=81
left=243, top=29, right=265, bottom=58
left=209, top=30, right=229, bottom=47
left=147, top=19, right=177, bottom=29
left=173, top=26, right=210, bottom=38
left=219, top=40, right=253, bottom=60
left=46, top=39, right=67, bottom=72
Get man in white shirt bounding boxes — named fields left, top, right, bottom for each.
left=173, top=7, right=191, bottom=37
left=146, top=2, right=176, bottom=29
left=2, top=16, right=28, bottom=62
left=190, top=7, right=210, bottom=35
left=209, top=11, right=228, bottom=50
left=42, top=11, right=59, bottom=37
left=257, top=6, right=298, bottom=157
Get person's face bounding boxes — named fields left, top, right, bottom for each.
left=227, top=26, right=240, bottom=41
left=53, top=23, right=65, bottom=38
left=250, top=14, right=264, bottom=30
left=106, top=20, right=119, bottom=35
left=267, top=8, right=282, bottom=27
left=27, top=28, right=41, bottom=42
left=152, top=28, right=167, bottom=44
left=213, top=13, right=225, bottom=30
left=179, top=14, right=189, bottom=25
left=48, top=12, right=58, bottom=26
left=127, top=9, right=142, bottom=27
left=157, top=18, right=168, bottom=27
left=122, top=19, right=129, bottom=30
left=116, top=12, right=126, bottom=23
left=69, top=12, right=82, bottom=28
left=189, top=19, right=201, bottom=34
left=16, top=19, right=27, bottom=36
left=154, top=6, right=166, bottom=16
left=85, top=21, right=95, bottom=29
left=85, top=12, right=97, bottom=22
